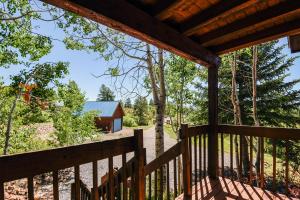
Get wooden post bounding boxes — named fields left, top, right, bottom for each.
left=180, top=124, right=191, bottom=200
left=208, top=65, right=219, bottom=178
left=134, top=129, right=145, bottom=200
left=0, top=182, right=4, bottom=200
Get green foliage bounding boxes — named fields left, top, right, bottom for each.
left=123, top=115, right=137, bottom=127
left=125, top=98, right=132, bottom=108
left=0, top=1, right=53, bottom=67
left=52, top=107, right=98, bottom=146
left=190, top=41, right=300, bottom=126
left=166, top=55, right=197, bottom=136
left=5, top=127, right=50, bottom=154
left=97, top=84, right=115, bottom=101
left=57, top=80, right=85, bottom=113
left=52, top=81, right=98, bottom=146
left=133, top=96, right=149, bottom=126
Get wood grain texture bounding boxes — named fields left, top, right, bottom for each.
left=42, top=0, right=220, bottom=67
left=196, top=1, right=300, bottom=44
left=0, top=136, right=135, bottom=182
left=175, top=176, right=297, bottom=200
left=218, top=124, right=300, bottom=140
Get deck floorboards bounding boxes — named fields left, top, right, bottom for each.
left=176, top=177, right=298, bottom=200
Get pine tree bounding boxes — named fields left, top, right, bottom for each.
left=133, top=96, right=149, bottom=125
left=191, top=41, right=300, bottom=127
left=96, top=84, right=115, bottom=101
left=125, top=98, right=132, bottom=108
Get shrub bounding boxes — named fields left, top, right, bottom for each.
left=123, top=115, right=137, bottom=127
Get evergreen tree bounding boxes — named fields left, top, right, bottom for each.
left=190, top=41, right=300, bottom=127
left=125, top=98, right=132, bottom=108
left=149, top=99, right=154, bottom=106
left=133, top=96, right=149, bottom=126
left=96, top=84, right=115, bottom=101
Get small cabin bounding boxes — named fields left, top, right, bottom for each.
left=83, top=101, right=125, bottom=133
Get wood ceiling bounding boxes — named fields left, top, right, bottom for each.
left=42, top=0, right=300, bottom=66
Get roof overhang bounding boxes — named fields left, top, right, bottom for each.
left=41, top=0, right=300, bottom=66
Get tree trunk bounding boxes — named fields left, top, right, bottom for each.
left=146, top=45, right=166, bottom=195
left=3, top=95, right=18, bottom=155
left=252, top=45, right=262, bottom=186
left=231, top=51, right=242, bottom=179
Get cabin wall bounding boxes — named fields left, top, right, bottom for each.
left=95, top=117, right=113, bottom=132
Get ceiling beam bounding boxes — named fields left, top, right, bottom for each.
left=210, top=18, right=300, bottom=55
left=150, top=0, right=178, bottom=16
left=180, top=0, right=250, bottom=36
left=196, top=1, right=300, bottom=44
left=42, top=0, right=220, bottom=67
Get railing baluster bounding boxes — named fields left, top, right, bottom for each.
left=199, top=134, right=202, bottom=178
left=239, top=135, right=242, bottom=179
left=93, top=161, right=99, bottom=200
left=249, top=136, right=253, bottom=185
left=230, top=133, right=233, bottom=177
left=285, top=140, right=289, bottom=195
left=130, top=162, right=134, bottom=200
left=28, top=176, right=34, bottom=200
left=194, top=135, right=198, bottom=199
left=154, top=169, right=157, bottom=200
left=75, top=165, right=80, bottom=200
left=272, top=139, right=276, bottom=192
left=108, top=157, right=114, bottom=200
left=203, top=133, right=206, bottom=175
left=122, top=154, right=127, bottom=200
left=189, top=136, right=192, bottom=186
left=221, top=133, right=224, bottom=177
left=0, top=182, right=4, bottom=200
left=53, top=171, right=59, bottom=200
left=148, top=173, right=151, bottom=200
left=166, top=162, right=170, bottom=200
left=159, top=166, right=163, bottom=200
left=260, top=138, right=264, bottom=188
left=173, top=158, right=177, bottom=198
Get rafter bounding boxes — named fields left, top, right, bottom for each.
left=180, top=0, right=251, bottom=36
left=42, top=0, right=220, bottom=67
left=210, top=18, right=300, bottom=55
left=196, top=1, right=300, bottom=45
left=149, top=0, right=178, bottom=16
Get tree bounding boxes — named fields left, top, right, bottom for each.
left=125, top=98, right=132, bottom=108
left=97, top=84, right=115, bottom=101
left=133, top=96, right=149, bottom=126
left=52, top=81, right=98, bottom=146
left=190, top=41, right=300, bottom=180
left=54, top=12, right=167, bottom=158
left=166, top=55, right=197, bottom=140
left=2, top=62, right=69, bottom=154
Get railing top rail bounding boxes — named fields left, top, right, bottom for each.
left=186, top=125, right=209, bottom=137
left=0, top=136, right=135, bottom=182
left=218, top=124, right=300, bottom=140
left=144, top=142, right=182, bottom=175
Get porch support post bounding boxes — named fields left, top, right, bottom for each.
left=134, top=129, right=145, bottom=200
left=181, top=124, right=191, bottom=199
left=208, top=64, right=219, bottom=178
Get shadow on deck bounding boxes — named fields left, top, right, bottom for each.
left=176, top=177, right=297, bottom=200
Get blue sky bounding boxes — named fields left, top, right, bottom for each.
left=1, top=18, right=299, bottom=101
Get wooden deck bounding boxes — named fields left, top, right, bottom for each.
left=176, top=177, right=298, bottom=200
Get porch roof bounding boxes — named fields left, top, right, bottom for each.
left=42, top=0, right=300, bottom=67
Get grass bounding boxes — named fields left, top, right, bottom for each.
left=163, top=126, right=293, bottom=181
left=164, top=124, right=178, bottom=139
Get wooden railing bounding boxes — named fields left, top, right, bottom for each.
left=183, top=124, right=300, bottom=197
left=217, top=125, right=300, bottom=194
left=0, top=129, right=145, bottom=200
left=1, top=124, right=299, bottom=199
